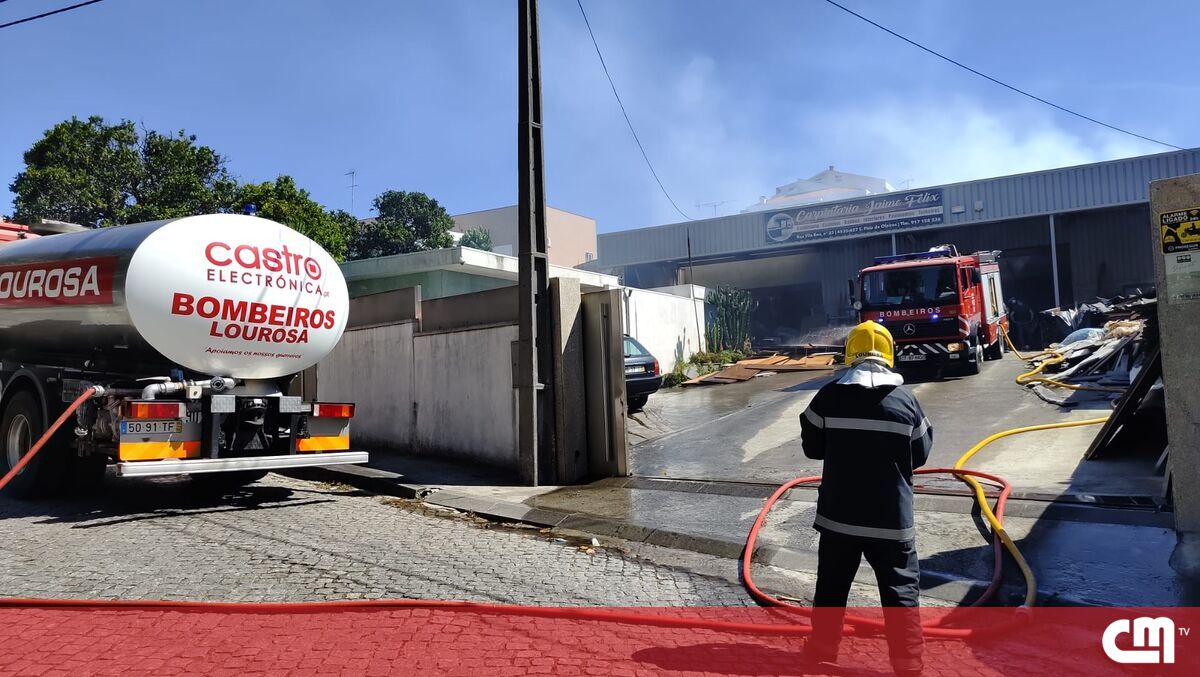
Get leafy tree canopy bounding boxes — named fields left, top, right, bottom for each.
left=9, top=115, right=354, bottom=259
left=346, top=190, right=455, bottom=260
left=235, top=176, right=355, bottom=261
left=10, top=116, right=236, bottom=226
left=458, top=226, right=494, bottom=252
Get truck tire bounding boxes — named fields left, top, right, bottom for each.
left=962, top=337, right=983, bottom=376
left=984, top=335, right=1004, bottom=361
left=0, top=390, right=63, bottom=498
left=188, top=469, right=269, bottom=493
left=61, top=453, right=108, bottom=494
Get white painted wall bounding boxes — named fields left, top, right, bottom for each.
left=621, top=285, right=707, bottom=371
left=315, top=320, right=519, bottom=469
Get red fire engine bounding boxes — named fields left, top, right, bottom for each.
left=853, top=245, right=1009, bottom=375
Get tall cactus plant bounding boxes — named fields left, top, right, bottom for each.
left=706, top=286, right=756, bottom=353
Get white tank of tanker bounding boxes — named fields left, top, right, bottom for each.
left=0, top=214, right=349, bottom=380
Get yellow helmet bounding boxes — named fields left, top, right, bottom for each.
left=844, top=321, right=895, bottom=368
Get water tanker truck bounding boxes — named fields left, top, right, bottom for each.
left=0, top=214, right=366, bottom=497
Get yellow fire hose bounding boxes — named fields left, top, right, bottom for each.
left=1002, top=327, right=1126, bottom=393
left=937, top=327, right=1117, bottom=605
left=951, top=417, right=1108, bottom=607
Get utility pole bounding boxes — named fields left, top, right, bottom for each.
left=517, top=0, right=554, bottom=485
left=345, top=170, right=360, bottom=215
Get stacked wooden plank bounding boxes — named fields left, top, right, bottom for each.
left=683, top=353, right=838, bottom=386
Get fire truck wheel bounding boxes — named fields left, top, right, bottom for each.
left=0, top=390, right=65, bottom=499
left=984, top=336, right=1004, bottom=361
left=188, top=469, right=270, bottom=494
left=962, top=339, right=983, bottom=375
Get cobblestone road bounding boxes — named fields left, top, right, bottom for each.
left=0, top=474, right=752, bottom=606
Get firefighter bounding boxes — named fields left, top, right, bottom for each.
left=1007, top=297, right=1035, bottom=351
left=799, top=320, right=932, bottom=676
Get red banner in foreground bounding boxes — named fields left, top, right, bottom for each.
left=0, top=605, right=1196, bottom=675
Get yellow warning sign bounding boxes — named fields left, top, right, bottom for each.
left=1161, top=207, right=1200, bottom=253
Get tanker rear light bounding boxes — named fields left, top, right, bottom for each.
left=312, top=403, right=355, bottom=418
left=123, top=401, right=186, bottom=420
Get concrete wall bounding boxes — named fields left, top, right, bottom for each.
left=622, top=285, right=706, bottom=371
left=550, top=278, right=587, bottom=483
left=1149, top=176, right=1200, bottom=580
left=316, top=319, right=520, bottom=468
left=347, top=287, right=421, bottom=329
left=347, top=269, right=512, bottom=300
left=412, top=325, right=519, bottom=466
left=316, top=278, right=629, bottom=481
left=317, top=321, right=416, bottom=453
left=452, top=206, right=598, bottom=268
left=421, top=286, right=518, bottom=333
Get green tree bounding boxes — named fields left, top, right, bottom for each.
left=346, top=190, right=455, bottom=260
left=458, top=226, right=493, bottom=251
left=235, top=176, right=352, bottom=260
left=10, top=116, right=236, bottom=226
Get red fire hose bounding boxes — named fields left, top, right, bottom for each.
left=0, top=387, right=1028, bottom=640
left=739, top=468, right=1025, bottom=639
left=0, top=387, right=96, bottom=492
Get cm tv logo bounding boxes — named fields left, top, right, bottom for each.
left=1103, top=616, right=1186, bottom=664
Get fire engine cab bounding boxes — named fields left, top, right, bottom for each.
left=853, top=245, right=1009, bottom=375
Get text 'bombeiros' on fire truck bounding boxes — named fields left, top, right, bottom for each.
left=851, top=244, right=1009, bottom=375
left=0, top=214, right=365, bottom=498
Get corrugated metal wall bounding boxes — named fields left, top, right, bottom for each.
left=597, top=149, right=1200, bottom=268
left=1059, top=205, right=1154, bottom=302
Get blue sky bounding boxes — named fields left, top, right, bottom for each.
left=1, top=0, right=1194, bottom=232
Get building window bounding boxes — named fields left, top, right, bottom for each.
left=585, top=252, right=595, bottom=262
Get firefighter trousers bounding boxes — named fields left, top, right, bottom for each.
left=807, top=530, right=924, bottom=672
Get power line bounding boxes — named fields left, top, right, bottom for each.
left=575, top=0, right=694, bottom=221
left=0, top=0, right=107, bottom=31
left=821, top=0, right=1184, bottom=151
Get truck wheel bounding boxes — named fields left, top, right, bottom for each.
left=984, top=335, right=1004, bottom=361
left=62, top=453, right=108, bottom=494
left=189, top=470, right=269, bottom=493
left=962, top=338, right=983, bottom=376
left=0, top=391, right=63, bottom=498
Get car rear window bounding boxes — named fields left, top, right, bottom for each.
left=623, top=338, right=647, bottom=357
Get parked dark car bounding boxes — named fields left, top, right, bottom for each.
left=623, top=335, right=661, bottom=411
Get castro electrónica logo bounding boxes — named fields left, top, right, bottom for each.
left=1103, top=616, right=1186, bottom=664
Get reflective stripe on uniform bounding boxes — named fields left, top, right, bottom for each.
left=803, top=408, right=824, bottom=428
left=814, top=513, right=916, bottom=541
left=910, top=417, right=931, bottom=441
left=824, top=416, right=913, bottom=437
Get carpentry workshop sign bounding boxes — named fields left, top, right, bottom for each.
left=1160, top=207, right=1200, bottom=304
left=764, top=189, right=944, bottom=245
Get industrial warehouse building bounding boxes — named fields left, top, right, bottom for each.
left=583, top=149, right=1200, bottom=345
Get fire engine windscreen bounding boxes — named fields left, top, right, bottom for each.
left=862, top=265, right=958, bottom=308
